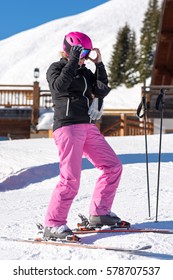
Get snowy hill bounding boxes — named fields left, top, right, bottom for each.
left=0, top=134, right=173, bottom=261
left=0, top=0, right=163, bottom=112
left=0, top=0, right=162, bottom=93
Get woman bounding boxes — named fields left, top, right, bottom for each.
left=44, top=31, right=123, bottom=240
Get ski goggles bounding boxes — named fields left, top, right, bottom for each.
left=80, top=49, right=91, bottom=59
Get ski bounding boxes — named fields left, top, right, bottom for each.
left=73, top=227, right=173, bottom=235
left=73, top=214, right=173, bottom=235
left=1, top=237, right=152, bottom=254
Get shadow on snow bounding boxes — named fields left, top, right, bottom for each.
left=82, top=220, right=173, bottom=260
left=0, top=153, right=173, bottom=192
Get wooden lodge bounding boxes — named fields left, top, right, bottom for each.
left=141, top=0, right=173, bottom=133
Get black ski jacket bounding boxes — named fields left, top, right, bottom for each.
left=46, top=57, right=110, bottom=131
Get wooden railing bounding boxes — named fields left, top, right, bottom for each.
left=126, top=119, right=153, bottom=136
left=0, top=84, right=155, bottom=137
left=101, top=119, right=123, bottom=136
left=100, top=112, right=153, bottom=136
left=0, top=85, right=34, bottom=107
left=0, top=85, right=54, bottom=107
left=0, top=83, right=41, bottom=125
left=39, top=89, right=53, bottom=108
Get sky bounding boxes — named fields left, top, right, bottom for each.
left=0, top=0, right=109, bottom=40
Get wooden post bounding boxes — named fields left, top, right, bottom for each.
left=32, top=81, right=40, bottom=126
left=123, top=114, right=128, bottom=136
left=120, top=114, right=125, bottom=136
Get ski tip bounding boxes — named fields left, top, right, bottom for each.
left=138, top=245, right=152, bottom=251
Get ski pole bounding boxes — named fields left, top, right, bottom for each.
left=155, top=88, right=165, bottom=222
left=137, top=95, right=151, bottom=218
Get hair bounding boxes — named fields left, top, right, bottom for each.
left=59, top=51, right=68, bottom=59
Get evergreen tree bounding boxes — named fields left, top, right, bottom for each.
left=124, top=30, right=139, bottom=88
left=108, top=23, right=131, bottom=88
left=139, top=0, right=161, bottom=83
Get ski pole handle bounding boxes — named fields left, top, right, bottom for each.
left=156, top=88, right=165, bottom=111
left=136, top=96, right=146, bottom=118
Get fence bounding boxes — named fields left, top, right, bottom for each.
left=100, top=112, right=153, bottom=136
left=39, top=89, right=53, bottom=108
left=0, top=85, right=33, bottom=107
left=0, top=83, right=154, bottom=137
left=0, top=83, right=42, bottom=126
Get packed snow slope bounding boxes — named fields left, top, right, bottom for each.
left=0, top=133, right=173, bottom=260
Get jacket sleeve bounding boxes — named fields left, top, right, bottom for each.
left=93, top=80, right=111, bottom=99
left=46, top=58, right=79, bottom=93
left=95, top=62, right=109, bottom=85
left=92, top=62, right=111, bottom=98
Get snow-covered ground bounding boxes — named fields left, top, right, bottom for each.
left=0, top=2, right=172, bottom=276
left=0, top=133, right=173, bottom=261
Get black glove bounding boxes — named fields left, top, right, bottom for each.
left=69, top=45, right=83, bottom=61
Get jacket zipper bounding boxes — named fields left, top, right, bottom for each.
left=65, top=76, right=89, bottom=117
left=66, top=97, right=70, bottom=116
left=83, top=76, right=92, bottom=123
left=82, top=76, right=89, bottom=108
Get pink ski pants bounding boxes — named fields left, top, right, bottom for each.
left=45, top=124, right=122, bottom=227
